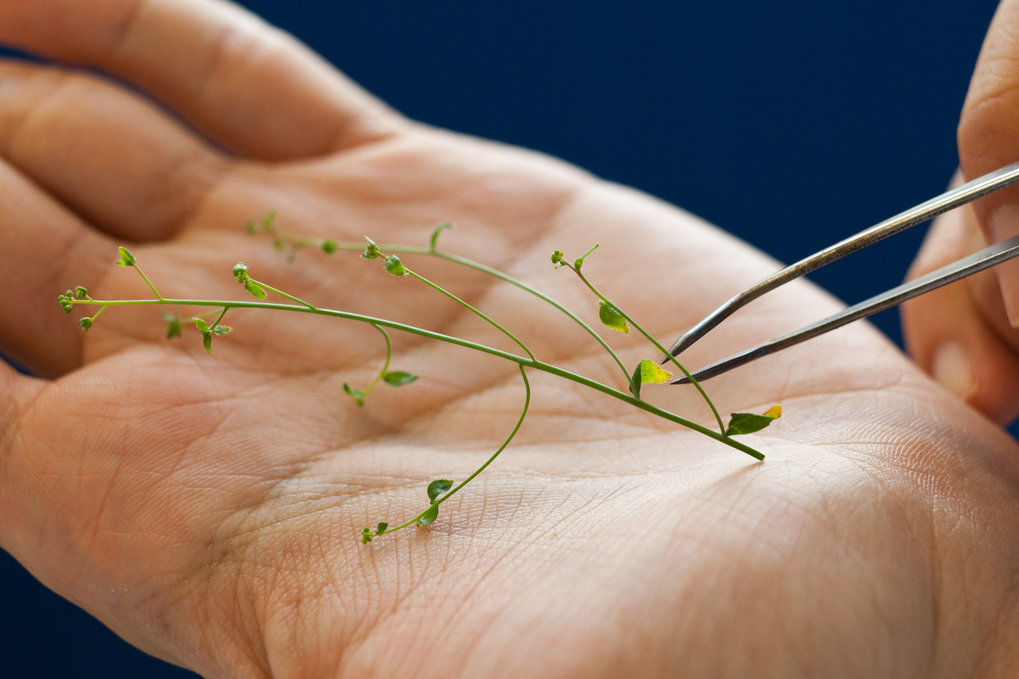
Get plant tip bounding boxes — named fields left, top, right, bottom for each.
left=115, top=246, right=136, bottom=267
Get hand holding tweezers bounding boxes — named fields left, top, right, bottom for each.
left=669, top=161, right=1019, bottom=384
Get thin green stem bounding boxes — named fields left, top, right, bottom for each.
left=404, top=267, right=535, bottom=360
left=131, top=262, right=164, bottom=301
left=380, top=364, right=532, bottom=537
left=250, top=278, right=318, bottom=310
left=360, top=323, right=393, bottom=400
left=64, top=295, right=763, bottom=460
left=253, top=228, right=632, bottom=383
left=570, top=267, right=727, bottom=435
left=209, top=307, right=229, bottom=328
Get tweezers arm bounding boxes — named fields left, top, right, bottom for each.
left=672, top=233, right=1019, bottom=383
left=666, top=160, right=1019, bottom=358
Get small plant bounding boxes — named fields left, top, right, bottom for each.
left=58, top=214, right=780, bottom=543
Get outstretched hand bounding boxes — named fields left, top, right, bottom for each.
left=1, top=2, right=1018, bottom=677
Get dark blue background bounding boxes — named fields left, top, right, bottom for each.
left=1, top=1, right=1002, bottom=676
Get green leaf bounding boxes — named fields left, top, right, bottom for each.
left=193, top=318, right=212, bottom=354
left=426, top=478, right=454, bottom=502
left=598, top=300, right=629, bottom=334
left=573, top=243, right=599, bottom=271
left=376, top=522, right=389, bottom=535
left=725, top=405, right=782, bottom=436
left=429, top=222, right=452, bottom=251
left=244, top=280, right=267, bottom=299
left=384, top=255, right=406, bottom=276
left=160, top=311, right=183, bottom=339
left=629, top=359, right=672, bottom=398
left=383, top=371, right=419, bottom=386
left=343, top=383, right=366, bottom=407
left=638, top=359, right=672, bottom=385
left=115, top=246, right=136, bottom=267
left=417, top=504, right=439, bottom=526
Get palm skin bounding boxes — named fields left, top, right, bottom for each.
left=0, top=2, right=1017, bottom=678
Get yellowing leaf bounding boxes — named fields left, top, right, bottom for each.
left=725, top=405, right=782, bottom=436
left=638, top=360, right=672, bottom=385
left=598, top=301, right=629, bottom=334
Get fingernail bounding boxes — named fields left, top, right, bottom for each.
left=988, top=205, right=1019, bottom=327
left=931, top=341, right=976, bottom=401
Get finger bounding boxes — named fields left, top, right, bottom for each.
left=957, top=0, right=1019, bottom=325
left=0, top=61, right=227, bottom=241
left=0, top=0, right=405, bottom=160
left=902, top=201, right=1019, bottom=425
left=0, top=159, right=113, bottom=377
left=0, top=359, right=43, bottom=550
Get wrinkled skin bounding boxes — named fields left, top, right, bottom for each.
left=0, top=2, right=1017, bottom=678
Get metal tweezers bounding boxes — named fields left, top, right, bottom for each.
left=669, top=160, right=1019, bottom=384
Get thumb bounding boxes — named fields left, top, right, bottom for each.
left=902, top=190, right=1019, bottom=426
left=958, top=0, right=1019, bottom=325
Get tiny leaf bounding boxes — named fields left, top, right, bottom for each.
left=115, top=246, right=136, bottom=267
left=429, top=222, right=452, bottom=251
left=598, top=300, right=629, bottom=334
left=160, top=311, right=183, bottom=339
left=426, top=478, right=454, bottom=502
left=384, top=255, right=406, bottom=276
left=193, top=318, right=212, bottom=354
left=638, top=359, right=672, bottom=385
left=629, top=363, right=642, bottom=399
left=725, top=405, right=782, bottom=436
left=383, top=371, right=419, bottom=386
left=343, top=383, right=366, bottom=407
left=244, top=280, right=267, bottom=299
left=417, top=504, right=439, bottom=526
left=376, top=522, right=388, bottom=535
left=573, top=243, right=599, bottom=271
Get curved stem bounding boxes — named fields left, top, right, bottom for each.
left=381, top=364, right=532, bottom=536
left=255, top=226, right=632, bottom=383
left=571, top=268, right=727, bottom=436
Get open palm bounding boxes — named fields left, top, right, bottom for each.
left=1, top=2, right=1017, bottom=678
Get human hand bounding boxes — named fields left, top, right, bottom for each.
left=1, top=1, right=1018, bottom=677
left=903, top=0, right=1019, bottom=424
